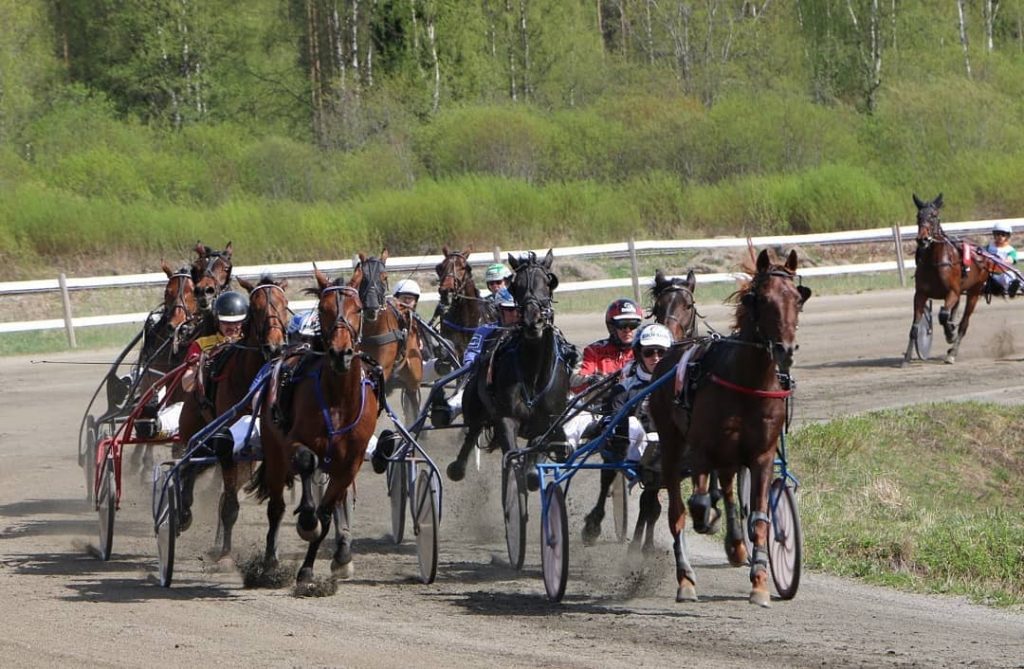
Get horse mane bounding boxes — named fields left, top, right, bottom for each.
left=648, top=275, right=689, bottom=301
left=255, top=272, right=284, bottom=287
left=728, top=251, right=795, bottom=331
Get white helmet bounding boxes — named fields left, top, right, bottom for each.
left=993, top=221, right=1013, bottom=235
left=393, top=279, right=421, bottom=297
left=635, top=323, right=672, bottom=350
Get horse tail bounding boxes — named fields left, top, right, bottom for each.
left=244, top=461, right=270, bottom=502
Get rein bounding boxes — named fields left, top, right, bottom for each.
left=709, top=373, right=791, bottom=399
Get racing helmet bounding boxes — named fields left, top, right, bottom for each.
left=634, top=323, right=672, bottom=351
left=393, top=279, right=421, bottom=297
left=213, top=290, right=248, bottom=323
left=993, top=221, right=1013, bottom=235
left=605, top=298, right=643, bottom=325
left=485, top=263, right=512, bottom=283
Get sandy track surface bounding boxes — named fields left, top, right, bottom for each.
left=2, top=288, right=1023, bottom=668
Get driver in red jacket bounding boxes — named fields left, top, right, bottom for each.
left=569, top=298, right=643, bottom=394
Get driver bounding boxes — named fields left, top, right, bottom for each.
left=569, top=298, right=642, bottom=393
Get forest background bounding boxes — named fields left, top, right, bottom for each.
left=1, top=0, right=1023, bottom=279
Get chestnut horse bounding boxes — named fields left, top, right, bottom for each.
left=433, top=246, right=488, bottom=358
left=175, top=275, right=290, bottom=558
left=901, top=194, right=990, bottom=365
left=249, top=270, right=378, bottom=582
left=351, top=250, right=423, bottom=424
left=191, top=241, right=234, bottom=313
left=648, top=249, right=810, bottom=607
left=140, top=262, right=201, bottom=380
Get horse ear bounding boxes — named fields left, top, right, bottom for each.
left=194, top=242, right=205, bottom=257
left=464, top=244, right=473, bottom=254
left=442, top=245, right=450, bottom=257
left=161, top=260, right=173, bottom=278
left=912, top=193, right=925, bottom=209
left=785, top=249, right=799, bottom=273
left=237, top=276, right=255, bottom=293
left=685, top=269, right=696, bottom=292
left=223, top=241, right=233, bottom=257
left=654, top=269, right=666, bottom=286
left=314, top=266, right=330, bottom=290
left=380, top=248, right=389, bottom=263
left=756, top=249, right=770, bottom=274
left=934, top=193, right=943, bottom=209
left=507, top=253, right=519, bottom=270
left=542, top=248, right=555, bottom=269
left=358, top=252, right=367, bottom=264
left=278, top=279, right=288, bottom=291
left=798, top=285, right=812, bottom=306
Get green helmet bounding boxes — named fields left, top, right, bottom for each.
left=485, top=263, right=511, bottom=283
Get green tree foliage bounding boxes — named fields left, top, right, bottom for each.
left=0, top=1, right=58, bottom=143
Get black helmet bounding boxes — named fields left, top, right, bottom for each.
left=213, top=290, right=248, bottom=323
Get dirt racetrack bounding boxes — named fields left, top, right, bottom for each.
left=2, top=288, right=1023, bottom=668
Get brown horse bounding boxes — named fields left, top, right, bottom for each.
left=175, top=275, right=290, bottom=556
left=351, top=250, right=423, bottom=424
left=191, top=241, right=234, bottom=313
left=249, top=269, right=378, bottom=582
left=648, top=248, right=810, bottom=607
left=433, top=246, right=487, bottom=358
left=623, top=269, right=701, bottom=553
left=140, top=262, right=201, bottom=381
left=902, top=193, right=991, bottom=365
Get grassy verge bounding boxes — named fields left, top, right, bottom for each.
left=792, top=402, right=1024, bottom=607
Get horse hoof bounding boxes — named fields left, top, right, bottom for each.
left=331, top=560, right=354, bottom=580
left=179, top=508, right=193, bottom=533
left=296, top=567, right=314, bottom=584
left=944, top=355, right=956, bottom=365
left=446, top=461, right=466, bottom=482
left=581, top=516, right=601, bottom=546
left=749, top=588, right=771, bottom=608
left=216, top=554, right=236, bottom=569
left=525, top=471, right=540, bottom=492
left=297, top=518, right=322, bottom=542
left=726, top=540, right=748, bottom=567
left=264, top=556, right=280, bottom=571
left=676, top=582, right=698, bottom=602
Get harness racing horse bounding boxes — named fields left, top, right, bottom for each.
left=446, top=249, right=570, bottom=482
left=175, top=275, right=290, bottom=557
left=191, top=241, right=234, bottom=314
left=648, top=248, right=811, bottom=606
left=351, top=250, right=423, bottom=425
left=901, top=194, right=990, bottom=365
left=626, top=269, right=701, bottom=553
left=249, top=270, right=379, bottom=583
left=433, top=246, right=488, bottom=358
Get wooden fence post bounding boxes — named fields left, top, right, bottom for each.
left=493, top=246, right=502, bottom=263
left=892, top=224, right=906, bottom=287
left=58, top=273, right=77, bottom=348
left=628, top=237, right=642, bottom=304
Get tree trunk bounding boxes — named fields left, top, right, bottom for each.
left=957, top=0, right=972, bottom=79
left=983, top=0, right=1000, bottom=52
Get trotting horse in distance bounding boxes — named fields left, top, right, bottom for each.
left=350, top=250, right=423, bottom=425
left=248, top=269, right=378, bottom=582
left=433, top=246, right=488, bottom=358
left=191, top=241, right=234, bottom=313
left=648, top=248, right=811, bottom=607
left=176, top=275, right=290, bottom=559
left=446, top=249, right=571, bottom=481
left=902, top=193, right=991, bottom=365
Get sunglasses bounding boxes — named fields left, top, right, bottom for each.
left=994, top=232, right=1010, bottom=237
left=641, top=348, right=667, bottom=360
left=615, top=321, right=641, bottom=331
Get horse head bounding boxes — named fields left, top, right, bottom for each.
left=159, top=261, right=198, bottom=338
left=314, top=268, right=362, bottom=373
left=650, top=269, right=697, bottom=342
left=352, top=249, right=389, bottom=322
left=735, top=249, right=812, bottom=373
left=913, top=193, right=944, bottom=247
left=508, top=249, right=558, bottom=339
left=192, top=241, right=233, bottom=310
left=435, top=246, right=473, bottom=305
left=238, top=274, right=290, bottom=360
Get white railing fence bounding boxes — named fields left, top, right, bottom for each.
left=2, top=218, right=1019, bottom=345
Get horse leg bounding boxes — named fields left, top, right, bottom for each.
left=331, top=487, right=355, bottom=580
left=446, top=424, right=483, bottom=481
left=582, top=469, right=614, bottom=546
left=939, top=294, right=960, bottom=344
left=747, top=461, right=773, bottom=608
left=902, top=292, right=930, bottom=366
left=946, top=292, right=980, bottom=364
left=629, top=487, right=661, bottom=555
left=719, top=468, right=747, bottom=567
left=291, top=445, right=322, bottom=545
left=401, top=384, right=421, bottom=428
left=662, top=444, right=696, bottom=601
left=687, top=473, right=720, bottom=534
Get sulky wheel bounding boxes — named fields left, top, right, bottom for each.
left=736, top=466, right=753, bottom=561
left=541, top=482, right=569, bottom=602
left=413, top=470, right=438, bottom=585
left=768, top=478, right=802, bottom=600
left=915, top=300, right=933, bottom=360
left=388, top=459, right=408, bottom=545
left=503, top=462, right=528, bottom=570
left=153, top=467, right=178, bottom=588
left=611, top=471, right=629, bottom=543
left=96, top=453, right=117, bottom=561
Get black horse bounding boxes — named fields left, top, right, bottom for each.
left=446, top=249, right=572, bottom=481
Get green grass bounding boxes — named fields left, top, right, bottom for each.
left=791, top=403, right=1024, bottom=607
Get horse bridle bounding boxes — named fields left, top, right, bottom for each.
left=246, top=283, right=289, bottom=357
left=654, top=284, right=697, bottom=340
left=436, top=251, right=471, bottom=302
left=742, top=268, right=804, bottom=364
left=357, top=257, right=389, bottom=315
left=163, top=271, right=199, bottom=354
left=193, top=252, right=233, bottom=305
left=320, top=285, right=363, bottom=345
left=511, top=261, right=555, bottom=325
